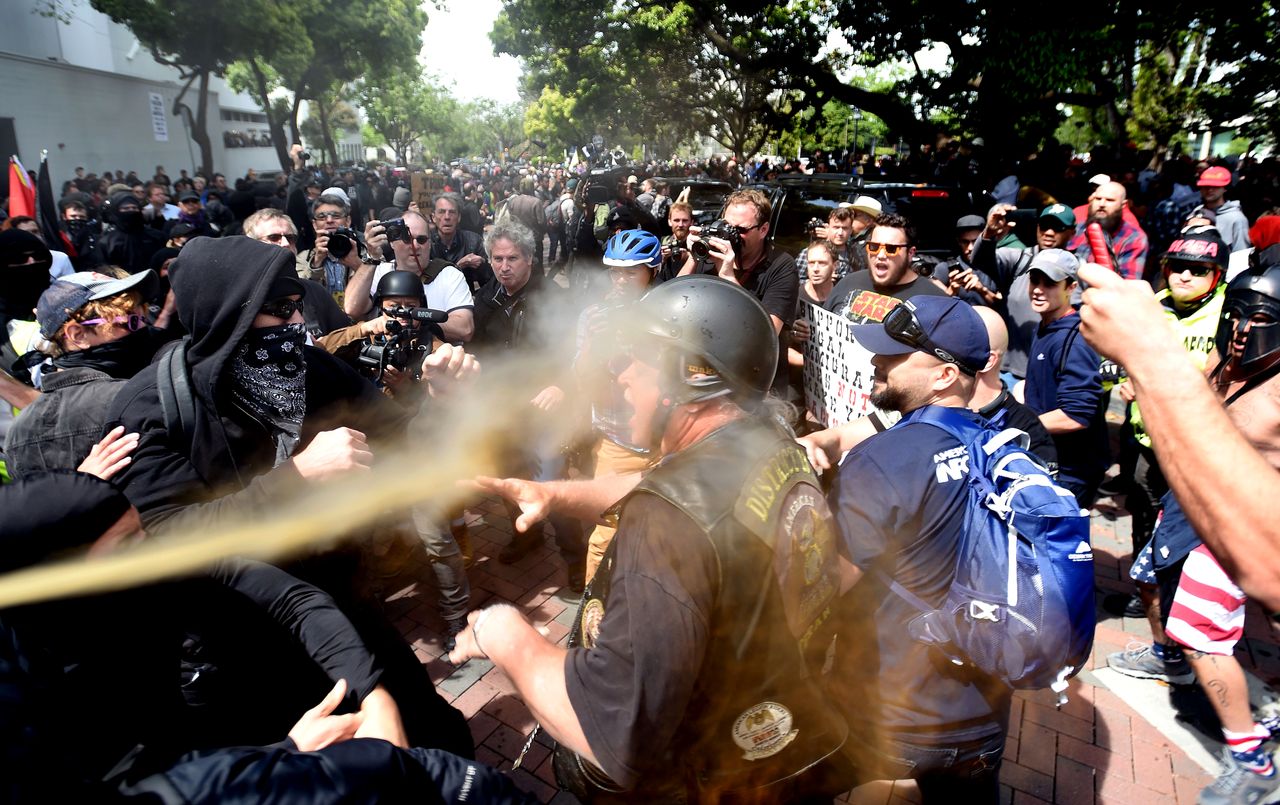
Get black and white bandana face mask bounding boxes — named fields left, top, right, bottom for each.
left=229, top=322, right=308, bottom=459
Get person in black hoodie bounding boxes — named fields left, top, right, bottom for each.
left=96, top=192, right=166, bottom=273
left=103, top=235, right=472, bottom=755
left=0, top=471, right=532, bottom=805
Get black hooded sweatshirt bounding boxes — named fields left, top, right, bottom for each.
left=104, top=235, right=403, bottom=532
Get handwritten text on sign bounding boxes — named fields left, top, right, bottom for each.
left=801, top=302, right=877, bottom=428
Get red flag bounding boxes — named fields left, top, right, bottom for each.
left=36, top=154, right=75, bottom=256
left=8, top=156, right=35, bottom=218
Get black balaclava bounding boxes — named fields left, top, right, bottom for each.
left=0, top=229, right=52, bottom=337
left=112, top=193, right=144, bottom=233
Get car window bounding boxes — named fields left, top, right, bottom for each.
left=772, top=189, right=855, bottom=257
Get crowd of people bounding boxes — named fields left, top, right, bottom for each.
left=0, top=135, right=1278, bottom=805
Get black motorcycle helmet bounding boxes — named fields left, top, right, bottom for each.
left=1215, top=263, right=1280, bottom=378
left=373, top=269, right=426, bottom=305
left=630, top=275, right=777, bottom=409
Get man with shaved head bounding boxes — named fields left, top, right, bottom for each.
left=1067, top=180, right=1150, bottom=281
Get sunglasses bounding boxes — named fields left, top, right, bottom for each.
left=262, top=232, right=298, bottom=245
left=1163, top=262, right=1216, bottom=277
left=313, top=211, right=346, bottom=221
left=866, top=241, right=908, bottom=257
left=259, top=297, right=305, bottom=318
left=882, top=304, right=979, bottom=376
left=79, top=313, right=148, bottom=331
left=400, top=234, right=431, bottom=245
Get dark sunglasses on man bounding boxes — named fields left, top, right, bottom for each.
left=1161, top=261, right=1216, bottom=277
left=866, top=241, right=907, bottom=257
left=882, top=303, right=980, bottom=376
left=262, top=232, right=298, bottom=246
left=259, top=297, right=305, bottom=319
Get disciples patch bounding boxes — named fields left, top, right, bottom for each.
left=579, top=599, right=605, bottom=648
left=731, top=701, right=798, bottom=761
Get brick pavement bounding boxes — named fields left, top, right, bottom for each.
left=384, top=494, right=1278, bottom=804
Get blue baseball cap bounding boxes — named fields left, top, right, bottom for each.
left=851, top=296, right=990, bottom=375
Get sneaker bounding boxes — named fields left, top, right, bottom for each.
left=1200, top=747, right=1280, bottom=805
left=1107, top=641, right=1196, bottom=685
left=1123, top=594, right=1147, bottom=619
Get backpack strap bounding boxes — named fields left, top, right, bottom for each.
left=156, top=337, right=195, bottom=447
left=420, top=258, right=451, bottom=285
left=903, top=404, right=984, bottom=442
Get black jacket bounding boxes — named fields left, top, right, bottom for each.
left=105, top=236, right=405, bottom=533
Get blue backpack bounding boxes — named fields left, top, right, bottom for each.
left=885, top=406, right=1096, bottom=702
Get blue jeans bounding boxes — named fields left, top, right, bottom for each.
left=879, top=733, right=1005, bottom=804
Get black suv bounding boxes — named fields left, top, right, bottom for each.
left=744, top=174, right=982, bottom=258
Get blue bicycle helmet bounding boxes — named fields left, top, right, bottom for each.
left=603, top=229, right=662, bottom=269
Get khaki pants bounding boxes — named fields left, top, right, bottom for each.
left=585, top=438, right=653, bottom=582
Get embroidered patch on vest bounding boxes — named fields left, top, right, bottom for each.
left=579, top=598, right=605, bottom=648
left=731, top=701, right=798, bottom=761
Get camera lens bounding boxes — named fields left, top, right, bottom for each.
left=328, top=232, right=352, bottom=258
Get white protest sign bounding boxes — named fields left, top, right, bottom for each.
left=801, top=301, right=878, bottom=428
left=149, top=92, right=169, bottom=142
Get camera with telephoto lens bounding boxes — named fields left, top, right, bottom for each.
left=356, top=305, right=448, bottom=382
left=326, top=227, right=360, bottom=259
left=690, top=219, right=744, bottom=258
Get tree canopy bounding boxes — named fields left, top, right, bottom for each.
left=493, top=0, right=1278, bottom=159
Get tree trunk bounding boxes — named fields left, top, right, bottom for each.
left=317, top=99, right=339, bottom=165
left=289, top=84, right=306, bottom=148
left=193, top=69, right=214, bottom=174
left=251, top=59, right=292, bottom=172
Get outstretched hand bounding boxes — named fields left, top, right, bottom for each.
left=472, top=475, right=551, bottom=532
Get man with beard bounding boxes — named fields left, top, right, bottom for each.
left=4, top=271, right=176, bottom=479
left=96, top=192, right=166, bottom=273
left=452, top=277, right=850, bottom=802
left=1066, top=180, right=1149, bottom=281
left=655, top=200, right=693, bottom=284
left=832, top=296, right=1010, bottom=802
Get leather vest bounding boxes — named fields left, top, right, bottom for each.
left=559, top=417, right=849, bottom=802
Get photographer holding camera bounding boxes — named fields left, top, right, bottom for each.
left=344, top=210, right=475, bottom=344
left=676, top=189, right=798, bottom=393
left=296, top=190, right=375, bottom=310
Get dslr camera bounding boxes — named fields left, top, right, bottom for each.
left=805, top=217, right=825, bottom=234
left=690, top=219, right=744, bottom=259
left=356, top=305, right=448, bottom=382
left=326, top=227, right=361, bottom=259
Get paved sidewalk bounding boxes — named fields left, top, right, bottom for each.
left=383, top=494, right=1280, bottom=804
